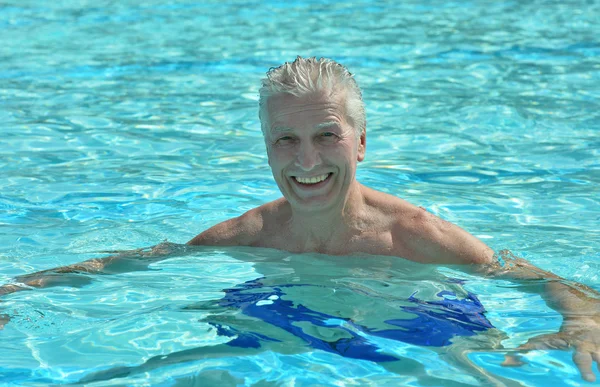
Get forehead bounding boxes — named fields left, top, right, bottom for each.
left=265, top=91, right=348, bottom=130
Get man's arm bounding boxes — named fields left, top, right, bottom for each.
left=1, top=208, right=262, bottom=299
left=0, top=242, right=186, bottom=297
left=477, top=250, right=600, bottom=382
left=399, top=207, right=495, bottom=265
left=0, top=244, right=188, bottom=329
left=411, top=211, right=600, bottom=382
left=0, top=212, right=260, bottom=329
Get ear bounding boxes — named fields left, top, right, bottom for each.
left=357, top=130, right=366, bottom=162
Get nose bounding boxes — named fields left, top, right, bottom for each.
left=295, top=141, right=321, bottom=171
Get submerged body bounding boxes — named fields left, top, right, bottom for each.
left=184, top=58, right=599, bottom=382
left=78, top=271, right=503, bottom=385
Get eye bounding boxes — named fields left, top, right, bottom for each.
left=274, top=135, right=295, bottom=146
left=319, top=131, right=339, bottom=142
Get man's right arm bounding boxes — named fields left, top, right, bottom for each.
left=0, top=244, right=172, bottom=297
left=0, top=242, right=188, bottom=329
left=1, top=209, right=261, bottom=298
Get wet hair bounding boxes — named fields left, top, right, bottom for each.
left=259, top=56, right=366, bottom=138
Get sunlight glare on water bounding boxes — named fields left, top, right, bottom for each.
left=0, top=0, right=599, bottom=385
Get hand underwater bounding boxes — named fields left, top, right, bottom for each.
left=504, top=308, right=600, bottom=382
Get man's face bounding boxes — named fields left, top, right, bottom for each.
left=264, top=91, right=366, bottom=213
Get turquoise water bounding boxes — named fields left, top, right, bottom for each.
left=1, top=0, right=599, bottom=385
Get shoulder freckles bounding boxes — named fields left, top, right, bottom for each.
left=237, top=207, right=265, bottom=237
left=398, top=204, right=438, bottom=230
left=401, top=207, right=445, bottom=244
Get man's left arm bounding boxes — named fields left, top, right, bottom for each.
left=478, top=250, right=600, bottom=383
left=410, top=210, right=599, bottom=382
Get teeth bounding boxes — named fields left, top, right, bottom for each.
left=295, top=173, right=329, bottom=184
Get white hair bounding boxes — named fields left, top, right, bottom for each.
left=258, top=56, right=366, bottom=138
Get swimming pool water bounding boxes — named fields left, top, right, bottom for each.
left=1, top=0, right=599, bottom=385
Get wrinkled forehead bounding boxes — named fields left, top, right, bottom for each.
left=263, top=90, right=349, bottom=127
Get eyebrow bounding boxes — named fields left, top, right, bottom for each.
left=271, top=121, right=339, bottom=134
left=270, top=126, right=294, bottom=134
left=315, top=121, right=340, bottom=130
left=271, top=121, right=340, bottom=133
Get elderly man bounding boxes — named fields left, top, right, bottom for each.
left=189, top=57, right=491, bottom=263
left=2, top=57, right=599, bottom=382
left=186, top=58, right=599, bottom=382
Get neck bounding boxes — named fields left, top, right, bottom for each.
left=286, top=181, right=365, bottom=247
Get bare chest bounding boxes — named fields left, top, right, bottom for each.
left=254, top=229, right=397, bottom=257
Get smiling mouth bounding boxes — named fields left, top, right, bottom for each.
left=292, top=173, right=332, bottom=185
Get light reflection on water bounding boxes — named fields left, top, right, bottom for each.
left=0, top=0, right=599, bottom=385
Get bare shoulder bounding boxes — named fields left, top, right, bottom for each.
left=364, top=188, right=493, bottom=264
left=186, top=199, right=286, bottom=247
left=399, top=204, right=494, bottom=264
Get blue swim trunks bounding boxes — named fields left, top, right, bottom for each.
left=210, top=277, right=493, bottom=362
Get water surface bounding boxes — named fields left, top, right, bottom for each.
left=1, top=0, right=599, bottom=385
